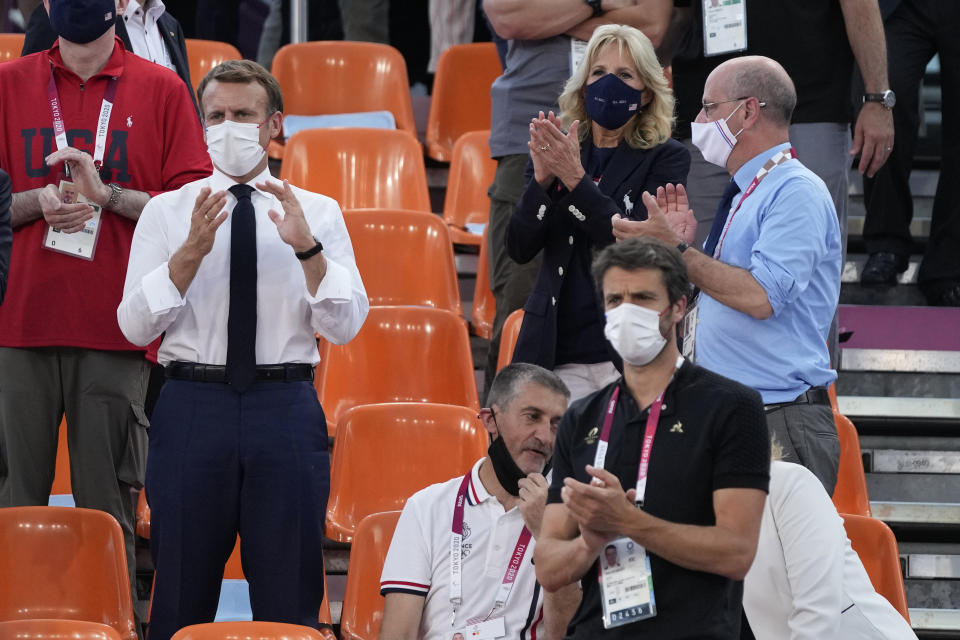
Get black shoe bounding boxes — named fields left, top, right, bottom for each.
left=929, top=283, right=960, bottom=307
left=861, top=251, right=908, bottom=286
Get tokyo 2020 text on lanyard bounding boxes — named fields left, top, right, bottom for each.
left=47, top=63, right=120, bottom=175
left=713, top=147, right=797, bottom=260
left=449, top=473, right=532, bottom=633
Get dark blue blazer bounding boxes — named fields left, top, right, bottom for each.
left=506, top=136, right=690, bottom=370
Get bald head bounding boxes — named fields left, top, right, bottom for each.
left=709, top=56, right=796, bottom=127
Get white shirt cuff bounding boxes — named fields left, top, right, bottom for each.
left=142, top=261, right=185, bottom=314
left=306, top=257, right=353, bottom=303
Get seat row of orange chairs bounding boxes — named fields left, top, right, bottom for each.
left=0, top=33, right=501, bottom=164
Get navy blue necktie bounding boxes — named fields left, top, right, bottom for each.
left=703, top=179, right=741, bottom=257
left=227, top=184, right=257, bottom=392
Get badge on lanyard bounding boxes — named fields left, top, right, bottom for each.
left=570, top=38, right=588, bottom=75
left=680, top=296, right=698, bottom=362
left=41, top=63, right=119, bottom=261
left=449, top=472, right=530, bottom=638
left=702, top=0, right=747, bottom=57
left=43, top=179, right=104, bottom=261
left=591, top=357, right=682, bottom=629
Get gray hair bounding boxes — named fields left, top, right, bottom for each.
left=591, top=237, right=691, bottom=304
left=486, top=363, right=570, bottom=412
left=726, top=56, right=796, bottom=126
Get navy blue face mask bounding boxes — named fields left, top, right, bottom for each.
left=585, top=73, right=645, bottom=131
left=49, top=0, right=116, bottom=45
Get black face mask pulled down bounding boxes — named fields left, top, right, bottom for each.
left=487, top=435, right=527, bottom=497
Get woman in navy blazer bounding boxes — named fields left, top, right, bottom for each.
left=506, top=24, right=690, bottom=400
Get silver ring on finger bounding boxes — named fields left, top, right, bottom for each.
left=204, top=214, right=212, bottom=221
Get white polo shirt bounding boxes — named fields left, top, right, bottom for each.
left=380, top=458, right=545, bottom=640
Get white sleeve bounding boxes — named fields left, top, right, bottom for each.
left=774, top=464, right=847, bottom=640
left=301, top=192, right=369, bottom=345
left=117, top=197, right=185, bottom=346
left=380, top=496, right=434, bottom=597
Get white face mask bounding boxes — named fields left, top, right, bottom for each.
left=603, top=302, right=668, bottom=367
left=205, top=119, right=267, bottom=177
left=690, top=100, right=745, bottom=169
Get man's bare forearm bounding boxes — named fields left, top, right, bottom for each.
left=107, top=187, right=151, bottom=222
left=684, top=248, right=773, bottom=320
left=11, top=189, right=43, bottom=228
left=543, top=582, right=582, bottom=640
left=567, top=1, right=672, bottom=46
left=167, top=243, right=205, bottom=297
left=839, top=0, right=889, bottom=93
left=484, top=0, right=593, bottom=40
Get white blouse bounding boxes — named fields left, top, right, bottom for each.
left=743, top=461, right=917, bottom=640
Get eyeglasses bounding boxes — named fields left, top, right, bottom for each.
left=700, top=96, right=766, bottom=118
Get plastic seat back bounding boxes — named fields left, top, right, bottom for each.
left=344, top=209, right=462, bottom=315
left=184, top=38, right=242, bottom=92
left=840, top=514, right=910, bottom=622
left=316, top=306, right=479, bottom=435
left=471, top=231, right=495, bottom=339
left=426, top=43, right=501, bottom=161
left=0, top=620, right=122, bottom=640
left=172, top=621, right=327, bottom=640
left=340, top=511, right=402, bottom=640
left=326, top=403, right=487, bottom=542
left=0, top=506, right=136, bottom=640
left=272, top=41, right=416, bottom=134
left=441, top=130, right=496, bottom=246
left=832, top=413, right=871, bottom=517
left=0, top=34, right=24, bottom=62
left=497, top=309, right=525, bottom=372
left=280, top=128, right=430, bottom=212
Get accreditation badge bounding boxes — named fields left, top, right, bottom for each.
left=680, top=293, right=698, bottom=361
left=702, top=0, right=747, bottom=57
left=43, top=179, right=102, bottom=261
left=570, top=38, right=588, bottom=75
left=598, top=536, right=656, bottom=628
left=454, top=617, right=505, bottom=639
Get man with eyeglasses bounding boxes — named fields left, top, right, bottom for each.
left=611, top=56, right=842, bottom=495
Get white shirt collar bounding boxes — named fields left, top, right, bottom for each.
left=124, top=0, right=167, bottom=24
left=208, top=164, right=277, bottom=201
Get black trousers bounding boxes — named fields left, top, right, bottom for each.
left=862, top=0, right=960, bottom=298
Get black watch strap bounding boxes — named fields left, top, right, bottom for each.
left=677, top=241, right=690, bottom=254
left=295, top=236, right=324, bottom=261
left=585, top=0, right=602, bottom=16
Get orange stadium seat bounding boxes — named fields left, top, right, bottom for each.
left=340, top=511, right=402, bottom=640
left=832, top=413, right=871, bottom=517
left=315, top=306, right=479, bottom=436
left=280, top=128, right=430, bottom=212
left=497, top=309, right=525, bottom=372
left=172, top=621, right=327, bottom=640
left=840, top=514, right=910, bottom=623
left=326, top=402, right=488, bottom=543
left=441, top=130, right=496, bottom=247
left=0, top=620, right=122, bottom=640
left=0, top=33, right=24, bottom=62
left=425, top=43, right=501, bottom=161
left=471, top=231, right=495, bottom=339
left=184, top=38, right=242, bottom=92
left=0, top=507, right=137, bottom=640
left=344, top=209, right=462, bottom=315
left=269, top=41, right=416, bottom=159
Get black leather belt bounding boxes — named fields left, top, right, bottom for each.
left=165, top=361, right=314, bottom=383
left=764, top=387, right=830, bottom=413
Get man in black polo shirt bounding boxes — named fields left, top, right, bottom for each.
left=534, top=237, right=770, bottom=639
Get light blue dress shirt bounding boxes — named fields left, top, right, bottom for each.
left=695, top=143, right=842, bottom=403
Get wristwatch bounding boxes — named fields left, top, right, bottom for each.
left=584, top=0, right=602, bottom=16
left=105, top=183, right=122, bottom=209
left=295, top=236, right=324, bottom=261
left=862, top=90, right=896, bottom=110
left=676, top=241, right=689, bottom=254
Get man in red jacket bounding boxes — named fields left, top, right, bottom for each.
left=0, top=0, right=211, bottom=610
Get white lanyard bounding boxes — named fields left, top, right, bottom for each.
left=449, top=472, right=532, bottom=625
left=47, top=63, right=120, bottom=175
left=593, top=356, right=682, bottom=505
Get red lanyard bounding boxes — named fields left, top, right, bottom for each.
left=593, top=387, right=665, bottom=507
left=714, top=147, right=797, bottom=259
left=47, top=63, right=121, bottom=174
left=450, top=471, right=532, bottom=620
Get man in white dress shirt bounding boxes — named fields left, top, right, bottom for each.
left=117, top=59, right=368, bottom=639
